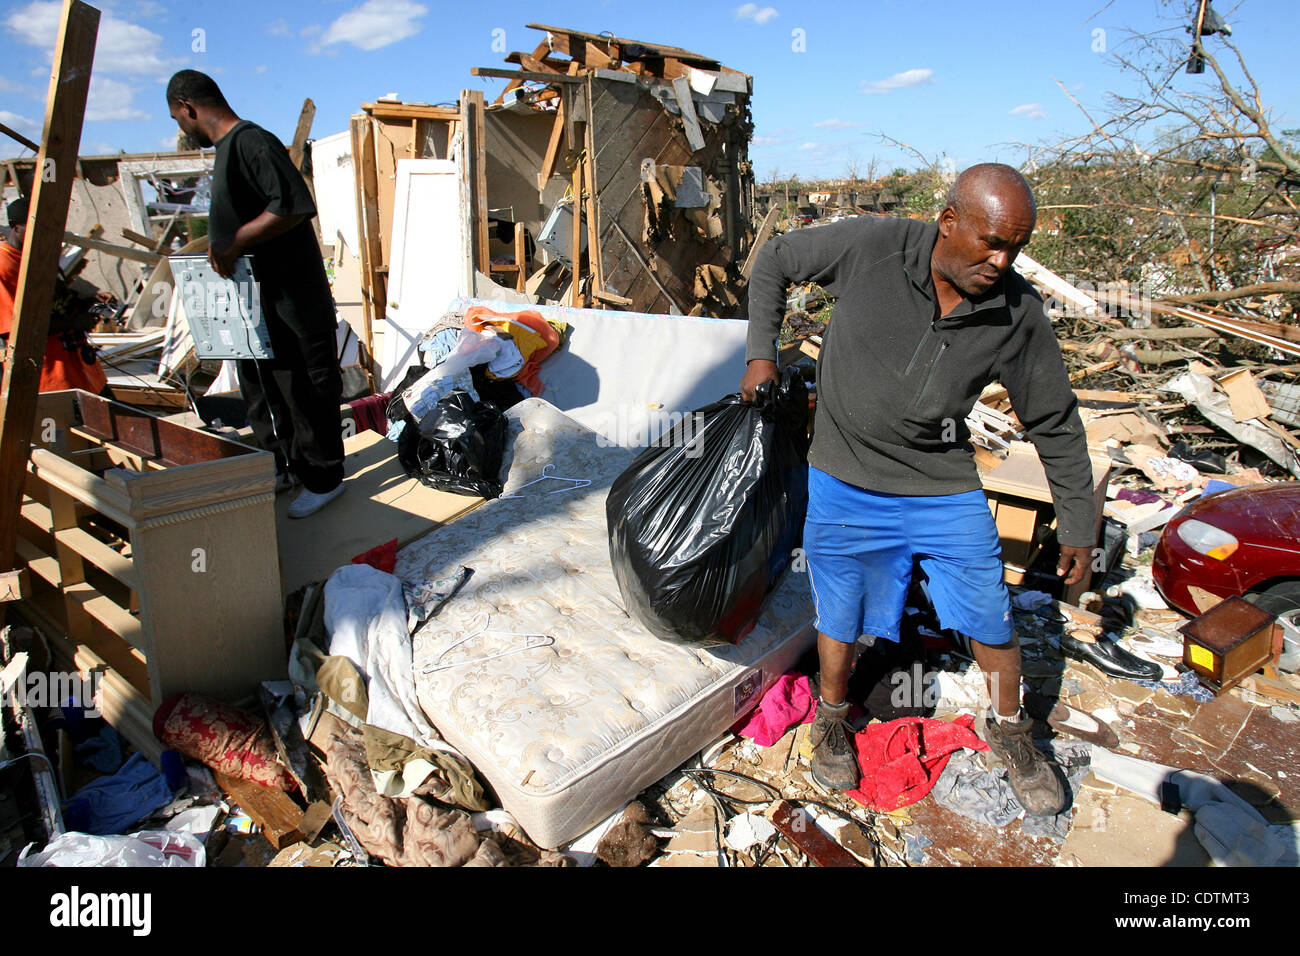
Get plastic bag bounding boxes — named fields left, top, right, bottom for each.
left=19, top=829, right=206, bottom=867
left=606, top=368, right=809, bottom=645
left=398, top=390, right=507, bottom=498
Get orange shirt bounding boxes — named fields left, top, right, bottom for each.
left=0, top=242, right=108, bottom=394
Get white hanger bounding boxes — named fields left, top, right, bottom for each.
left=499, top=463, right=592, bottom=499
left=419, top=611, right=554, bottom=673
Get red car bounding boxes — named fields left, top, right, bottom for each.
left=1152, top=481, right=1300, bottom=622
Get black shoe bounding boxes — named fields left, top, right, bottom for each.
left=1059, top=631, right=1162, bottom=682
left=808, top=699, right=861, bottom=792
left=979, top=711, right=1066, bottom=817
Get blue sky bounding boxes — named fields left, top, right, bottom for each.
left=2, top=0, right=1297, bottom=179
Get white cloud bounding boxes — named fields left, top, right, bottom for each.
left=301, top=24, right=322, bottom=37
left=1010, top=102, right=1048, bottom=120
left=4, top=0, right=181, bottom=76
left=751, top=135, right=785, bottom=147
left=797, top=142, right=819, bottom=151
left=85, top=76, right=149, bottom=121
left=813, top=118, right=861, bottom=130
left=253, top=64, right=269, bottom=74
left=735, top=3, right=779, bottom=24
left=158, top=134, right=180, bottom=149
left=314, top=0, right=427, bottom=52
left=862, top=68, right=934, bottom=94
left=266, top=17, right=292, bottom=37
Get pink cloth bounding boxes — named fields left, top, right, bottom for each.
left=847, top=714, right=987, bottom=812
left=735, top=674, right=816, bottom=746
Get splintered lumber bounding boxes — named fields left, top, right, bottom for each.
left=768, top=801, right=861, bottom=867
left=287, top=97, right=315, bottom=169
left=63, top=231, right=161, bottom=265
left=213, top=771, right=306, bottom=850
left=537, top=97, right=566, bottom=190
left=0, top=0, right=99, bottom=575
left=742, top=206, right=781, bottom=280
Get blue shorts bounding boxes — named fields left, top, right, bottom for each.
left=803, top=467, right=1013, bottom=646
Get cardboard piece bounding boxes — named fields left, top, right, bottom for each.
left=1218, top=369, right=1272, bottom=422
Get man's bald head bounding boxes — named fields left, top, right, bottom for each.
left=943, top=163, right=1036, bottom=222
left=931, top=163, right=1036, bottom=299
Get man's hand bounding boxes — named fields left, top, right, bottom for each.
left=1056, top=544, right=1093, bottom=587
left=208, top=237, right=243, bottom=279
left=740, top=359, right=779, bottom=402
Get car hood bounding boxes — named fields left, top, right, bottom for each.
left=1178, top=481, right=1300, bottom=542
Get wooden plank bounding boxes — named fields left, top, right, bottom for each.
left=213, top=771, right=305, bottom=850
left=768, top=800, right=861, bottom=867
left=0, top=0, right=99, bottom=574
left=362, top=103, right=462, bottom=121
left=63, top=231, right=161, bottom=265
left=513, top=221, right=527, bottom=293
left=470, top=67, right=582, bottom=84
left=571, top=154, right=583, bottom=307
left=350, top=115, right=383, bottom=353
left=287, top=98, right=315, bottom=170
left=462, top=89, right=491, bottom=278
left=741, top=205, right=781, bottom=280
left=536, top=98, right=566, bottom=190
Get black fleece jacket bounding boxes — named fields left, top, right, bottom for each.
left=746, top=215, right=1096, bottom=547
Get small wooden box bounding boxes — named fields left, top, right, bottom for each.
left=1180, top=596, right=1276, bottom=695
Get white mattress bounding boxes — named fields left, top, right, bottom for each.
left=400, top=399, right=816, bottom=849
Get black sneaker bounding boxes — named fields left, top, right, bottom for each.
left=809, top=699, right=861, bottom=792
left=980, top=711, right=1066, bottom=817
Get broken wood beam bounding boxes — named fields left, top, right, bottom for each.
left=537, top=97, right=565, bottom=190
left=741, top=205, right=781, bottom=280
left=470, top=67, right=583, bottom=84
left=0, top=0, right=99, bottom=575
left=768, top=800, right=861, bottom=867
left=63, top=231, right=161, bottom=265
left=287, top=97, right=315, bottom=170
left=213, top=771, right=306, bottom=850
left=0, top=121, right=40, bottom=155
left=513, top=221, right=527, bottom=293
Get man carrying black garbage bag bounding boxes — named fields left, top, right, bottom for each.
left=166, top=69, right=345, bottom=518
left=741, top=164, right=1095, bottom=814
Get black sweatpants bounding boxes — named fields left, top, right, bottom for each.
left=238, top=277, right=344, bottom=494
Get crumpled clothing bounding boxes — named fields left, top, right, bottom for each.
left=419, top=327, right=463, bottom=366
left=348, top=392, right=391, bottom=436
left=403, top=566, right=472, bottom=631
left=931, top=739, right=1092, bottom=843
left=846, top=714, right=986, bottom=812
left=75, top=725, right=124, bottom=775
left=323, top=719, right=571, bottom=868
left=487, top=338, right=525, bottom=379
left=464, top=305, right=564, bottom=396
left=65, top=753, right=174, bottom=836
left=324, top=564, right=482, bottom=802
left=734, top=673, right=815, bottom=746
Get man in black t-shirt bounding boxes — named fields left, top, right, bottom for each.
left=166, top=70, right=345, bottom=518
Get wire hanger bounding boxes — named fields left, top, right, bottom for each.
left=419, top=611, right=554, bottom=673
left=499, top=463, right=592, bottom=499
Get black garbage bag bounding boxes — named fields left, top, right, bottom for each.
left=397, top=390, right=507, bottom=498
left=606, top=368, right=810, bottom=646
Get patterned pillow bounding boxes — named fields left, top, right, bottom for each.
left=153, top=693, right=297, bottom=792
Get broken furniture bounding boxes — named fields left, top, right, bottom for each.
left=977, top=441, right=1113, bottom=602
left=13, top=390, right=285, bottom=759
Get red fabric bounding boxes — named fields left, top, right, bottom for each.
left=351, top=538, right=398, bottom=574
left=348, top=392, right=391, bottom=435
left=153, top=693, right=297, bottom=792
left=1, top=242, right=109, bottom=394
left=735, top=673, right=815, bottom=746
left=846, top=714, right=987, bottom=812
left=464, top=305, right=561, bottom=397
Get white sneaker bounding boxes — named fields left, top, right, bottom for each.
left=287, top=483, right=346, bottom=518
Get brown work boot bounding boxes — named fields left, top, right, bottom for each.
left=809, top=699, right=861, bottom=792
left=980, top=710, right=1066, bottom=817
